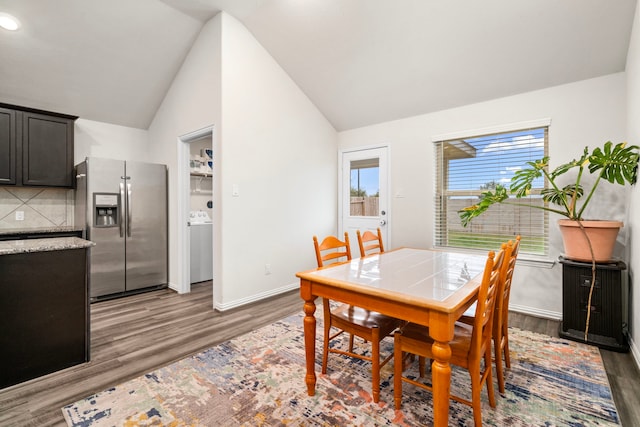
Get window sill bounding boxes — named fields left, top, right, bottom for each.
left=432, top=247, right=556, bottom=269
left=514, top=257, right=556, bottom=269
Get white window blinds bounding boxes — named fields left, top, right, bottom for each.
left=434, top=125, right=549, bottom=256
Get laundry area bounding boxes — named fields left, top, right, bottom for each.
left=189, top=137, right=213, bottom=284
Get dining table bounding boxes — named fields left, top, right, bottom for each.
left=296, top=247, right=488, bottom=427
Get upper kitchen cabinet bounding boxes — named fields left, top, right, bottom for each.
left=0, top=107, right=17, bottom=185
left=0, top=103, right=77, bottom=188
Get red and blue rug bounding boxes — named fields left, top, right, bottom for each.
left=62, top=312, right=620, bottom=426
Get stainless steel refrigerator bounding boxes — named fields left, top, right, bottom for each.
left=75, top=157, right=168, bottom=301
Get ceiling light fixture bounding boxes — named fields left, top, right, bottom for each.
left=0, top=12, right=21, bottom=31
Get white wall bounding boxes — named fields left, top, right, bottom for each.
left=338, top=73, right=628, bottom=318
left=148, top=12, right=338, bottom=309
left=74, top=118, right=149, bottom=162
left=626, top=5, right=640, bottom=365
left=218, top=13, right=337, bottom=307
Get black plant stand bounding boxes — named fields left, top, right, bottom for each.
left=559, top=257, right=629, bottom=352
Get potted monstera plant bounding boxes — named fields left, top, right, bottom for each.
left=458, top=140, right=639, bottom=339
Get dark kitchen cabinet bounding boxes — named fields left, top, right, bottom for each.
left=0, top=107, right=17, bottom=185
left=0, top=246, right=90, bottom=389
left=0, top=103, right=77, bottom=188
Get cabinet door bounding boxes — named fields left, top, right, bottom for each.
left=22, top=112, right=74, bottom=187
left=0, top=248, right=89, bottom=389
left=0, top=107, right=17, bottom=185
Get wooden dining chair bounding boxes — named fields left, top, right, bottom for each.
left=393, top=248, right=505, bottom=426
left=460, top=235, right=521, bottom=394
left=356, top=228, right=385, bottom=257
left=313, top=232, right=404, bottom=403
left=492, top=236, right=520, bottom=393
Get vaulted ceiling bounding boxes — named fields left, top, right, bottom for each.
left=0, top=0, right=636, bottom=131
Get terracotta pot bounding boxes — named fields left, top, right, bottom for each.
left=558, top=219, right=623, bottom=263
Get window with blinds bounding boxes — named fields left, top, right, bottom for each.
left=434, top=125, right=549, bottom=256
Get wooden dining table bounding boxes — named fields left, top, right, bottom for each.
left=296, top=247, right=488, bottom=427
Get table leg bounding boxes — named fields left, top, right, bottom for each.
left=431, top=340, right=452, bottom=426
left=430, top=317, right=453, bottom=427
left=301, top=283, right=317, bottom=396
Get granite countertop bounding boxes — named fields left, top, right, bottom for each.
left=0, top=226, right=84, bottom=236
left=0, top=237, right=95, bottom=256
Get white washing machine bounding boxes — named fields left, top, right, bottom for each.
left=190, top=211, right=213, bottom=283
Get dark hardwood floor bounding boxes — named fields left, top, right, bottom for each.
left=1, top=283, right=638, bottom=426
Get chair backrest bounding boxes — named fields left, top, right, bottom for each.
left=356, top=228, right=385, bottom=257
left=313, top=232, right=352, bottom=268
left=495, top=235, right=520, bottom=331
left=470, top=248, right=505, bottom=359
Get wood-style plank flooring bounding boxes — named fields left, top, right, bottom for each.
left=1, top=283, right=638, bottom=426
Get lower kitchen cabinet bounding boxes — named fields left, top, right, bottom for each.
left=0, top=247, right=89, bottom=389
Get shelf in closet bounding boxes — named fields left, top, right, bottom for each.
left=190, top=171, right=212, bottom=194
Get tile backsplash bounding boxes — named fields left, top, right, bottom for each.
left=0, top=187, right=74, bottom=230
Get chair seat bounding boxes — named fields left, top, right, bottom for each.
left=401, top=322, right=473, bottom=356
left=460, top=302, right=477, bottom=321
left=324, top=302, right=404, bottom=404
left=332, top=304, right=403, bottom=337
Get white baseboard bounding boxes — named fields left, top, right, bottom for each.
left=510, top=303, right=562, bottom=321
left=629, top=336, right=640, bottom=371
left=214, top=281, right=299, bottom=312
left=167, top=282, right=181, bottom=293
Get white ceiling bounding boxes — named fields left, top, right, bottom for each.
left=0, top=0, right=636, bottom=131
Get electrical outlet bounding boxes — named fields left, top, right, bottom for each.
left=265, top=263, right=271, bottom=275
left=15, top=211, right=24, bottom=221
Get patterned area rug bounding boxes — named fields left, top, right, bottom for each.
left=62, top=311, right=620, bottom=426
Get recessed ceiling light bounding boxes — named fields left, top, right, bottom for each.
left=0, top=12, right=21, bottom=31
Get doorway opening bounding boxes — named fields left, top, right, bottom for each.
left=178, top=126, right=214, bottom=299
left=188, top=136, right=213, bottom=286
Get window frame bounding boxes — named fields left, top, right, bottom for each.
left=432, top=119, right=551, bottom=258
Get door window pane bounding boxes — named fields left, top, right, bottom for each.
left=350, top=158, right=379, bottom=217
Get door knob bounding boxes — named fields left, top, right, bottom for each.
left=380, top=219, right=387, bottom=226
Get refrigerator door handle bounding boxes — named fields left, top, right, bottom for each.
left=127, top=183, right=132, bottom=237
left=119, top=182, right=125, bottom=238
